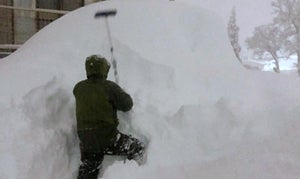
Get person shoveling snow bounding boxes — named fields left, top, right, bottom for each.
left=73, top=55, right=146, bottom=178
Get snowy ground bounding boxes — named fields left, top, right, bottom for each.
left=1, top=0, right=300, bottom=179
left=243, top=56, right=298, bottom=72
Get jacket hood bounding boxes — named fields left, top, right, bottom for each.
left=85, top=55, right=110, bottom=79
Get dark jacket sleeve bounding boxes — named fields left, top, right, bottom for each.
left=106, top=81, right=133, bottom=112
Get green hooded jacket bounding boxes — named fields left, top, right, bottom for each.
left=73, top=55, right=133, bottom=151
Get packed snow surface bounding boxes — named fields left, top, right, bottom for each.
left=1, top=0, right=300, bottom=178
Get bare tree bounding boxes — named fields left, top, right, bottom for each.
left=227, top=7, right=242, bottom=64
left=272, top=0, right=300, bottom=73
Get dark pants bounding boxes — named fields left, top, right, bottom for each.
left=78, top=132, right=144, bottom=179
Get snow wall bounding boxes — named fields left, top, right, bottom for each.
left=0, top=0, right=300, bottom=178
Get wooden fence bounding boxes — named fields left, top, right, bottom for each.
left=0, top=5, right=69, bottom=58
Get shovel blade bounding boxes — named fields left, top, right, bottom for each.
left=95, top=9, right=117, bottom=18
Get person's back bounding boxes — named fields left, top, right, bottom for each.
left=74, top=79, right=118, bottom=129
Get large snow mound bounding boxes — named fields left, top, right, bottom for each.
left=1, top=0, right=300, bottom=178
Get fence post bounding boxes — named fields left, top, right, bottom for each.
left=11, top=0, right=15, bottom=45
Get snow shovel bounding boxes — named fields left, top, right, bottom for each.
left=95, top=9, right=119, bottom=83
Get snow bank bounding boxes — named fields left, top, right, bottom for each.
left=0, top=0, right=300, bottom=178
left=0, top=78, right=79, bottom=179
